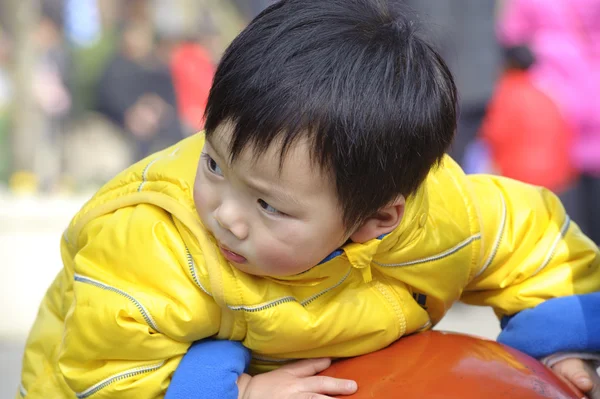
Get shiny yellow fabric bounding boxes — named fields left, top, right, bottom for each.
left=18, top=133, right=600, bottom=398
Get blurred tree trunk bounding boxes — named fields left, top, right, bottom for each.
left=150, top=0, right=244, bottom=57
left=8, top=0, right=41, bottom=174
left=199, top=0, right=246, bottom=54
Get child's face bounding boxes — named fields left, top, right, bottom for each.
left=193, top=124, right=349, bottom=277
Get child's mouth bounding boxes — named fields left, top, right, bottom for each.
left=219, top=246, right=247, bottom=264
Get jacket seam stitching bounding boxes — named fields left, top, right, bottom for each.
left=138, top=148, right=180, bottom=192
left=474, top=191, right=507, bottom=278
left=372, top=234, right=481, bottom=268
left=371, top=280, right=406, bottom=336
left=532, top=215, right=571, bottom=276
left=444, top=165, right=483, bottom=283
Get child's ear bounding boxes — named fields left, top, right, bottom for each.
left=350, top=196, right=405, bottom=243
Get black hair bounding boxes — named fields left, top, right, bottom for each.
left=205, top=0, right=457, bottom=230
left=503, top=45, right=536, bottom=70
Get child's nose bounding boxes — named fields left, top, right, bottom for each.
left=215, top=203, right=249, bottom=240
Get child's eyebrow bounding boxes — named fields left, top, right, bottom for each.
left=246, top=179, right=303, bottom=207
left=206, top=136, right=304, bottom=207
left=205, top=137, right=228, bottom=163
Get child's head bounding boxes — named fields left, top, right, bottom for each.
left=503, top=45, right=535, bottom=71
left=194, top=0, right=457, bottom=276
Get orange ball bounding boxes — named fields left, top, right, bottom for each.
left=319, top=331, right=581, bottom=399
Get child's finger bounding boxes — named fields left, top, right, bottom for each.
left=552, top=358, right=594, bottom=393
left=299, top=375, right=358, bottom=396
left=279, top=358, right=333, bottom=377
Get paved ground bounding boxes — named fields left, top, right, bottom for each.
left=0, top=195, right=500, bottom=399
left=1, top=195, right=79, bottom=399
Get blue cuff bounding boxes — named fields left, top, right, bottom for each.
left=165, top=339, right=251, bottom=399
left=497, top=293, right=600, bottom=358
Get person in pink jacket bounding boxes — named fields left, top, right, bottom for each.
left=498, top=0, right=600, bottom=244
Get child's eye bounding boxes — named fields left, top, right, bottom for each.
left=203, top=154, right=223, bottom=176
left=258, top=199, right=282, bottom=215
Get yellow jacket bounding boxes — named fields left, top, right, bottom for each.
left=18, top=133, right=600, bottom=398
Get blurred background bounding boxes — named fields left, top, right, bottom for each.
left=0, top=0, right=598, bottom=397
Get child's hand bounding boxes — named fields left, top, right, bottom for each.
left=237, top=358, right=357, bottom=399
left=551, top=358, right=600, bottom=399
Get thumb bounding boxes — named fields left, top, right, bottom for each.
left=279, top=358, right=332, bottom=378
left=581, top=361, right=600, bottom=399
left=552, top=358, right=594, bottom=393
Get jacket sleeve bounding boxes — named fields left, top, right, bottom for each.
left=460, top=175, right=600, bottom=319
left=58, top=204, right=221, bottom=399
left=165, top=340, right=250, bottom=399
left=496, top=292, right=600, bottom=357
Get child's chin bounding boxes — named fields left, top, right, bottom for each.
left=233, top=264, right=289, bottom=278
left=231, top=262, right=265, bottom=276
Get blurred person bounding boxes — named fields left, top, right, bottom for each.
left=0, top=32, right=10, bottom=99
left=169, top=36, right=216, bottom=134
left=0, top=29, right=12, bottom=183
left=31, top=11, right=72, bottom=192
left=33, top=14, right=71, bottom=119
left=498, top=0, right=600, bottom=243
left=96, top=22, right=184, bottom=162
left=16, top=2, right=600, bottom=399
left=404, top=0, right=501, bottom=169
left=480, top=46, right=577, bottom=197
left=151, top=3, right=218, bottom=134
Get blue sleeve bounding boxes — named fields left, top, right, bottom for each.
left=165, top=339, right=251, bottom=399
left=497, top=293, right=600, bottom=358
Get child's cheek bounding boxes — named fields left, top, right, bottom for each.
left=194, top=189, right=208, bottom=211
left=195, top=193, right=220, bottom=233
left=255, top=238, right=310, bottom=275
left=194, top=179, right=218, bottom=216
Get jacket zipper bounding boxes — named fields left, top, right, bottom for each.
left=185, top=246, right=212, bottom=297
left=75, top=361, right=165, bottom=398
left=228, top=296, right=297, bottom=312
left=74, top=273, right=160, bottom=333
left=227, top=267, right=352, bottom=312
left=19, top=383, right=27, bottom=397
